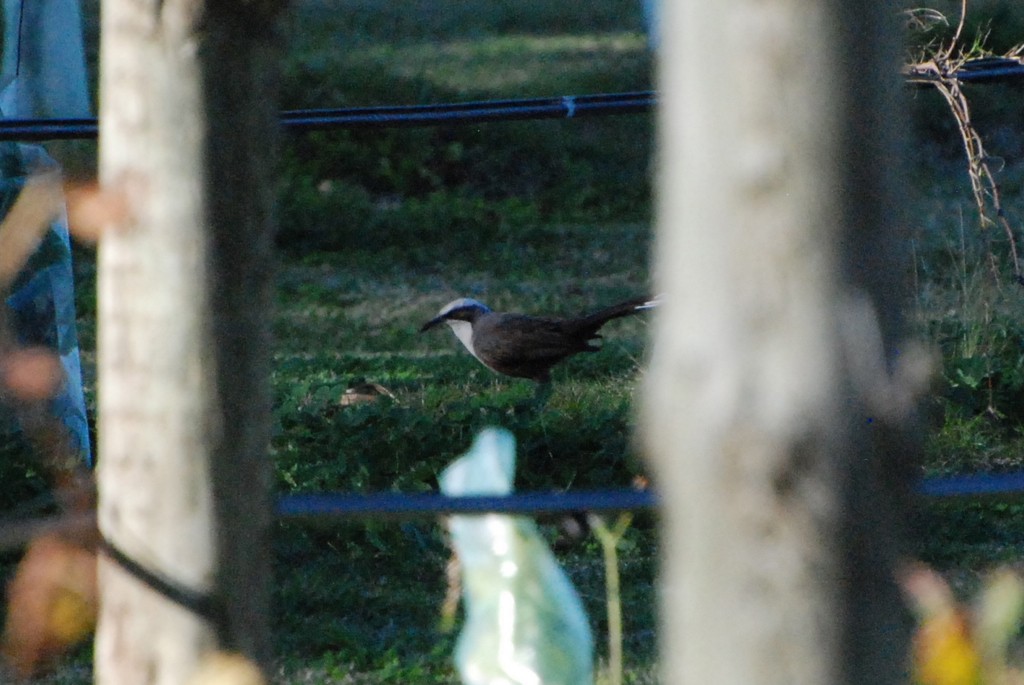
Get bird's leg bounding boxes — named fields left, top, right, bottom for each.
left=531, top=379, right=553, bottom=407
left=528, top=378, right=552, bottom=411
left=512, top=380, right=553, bottom=415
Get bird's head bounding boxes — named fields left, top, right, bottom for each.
left=419, top=298, right=492, bottom=332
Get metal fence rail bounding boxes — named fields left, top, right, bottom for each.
left=3, top=472, right=1018, bottom=554
left=905, top=56, right=1024, bottom=84
left=0, top=91, right=656, bottom=142
left=275, top=470, right=1024, bottom=522
left=915, top=472, right=1024, bottom=499
left=278, top=489, right=658, bottom=521
left=282, top=91, right=656, bottom=132
left=1, top=56, right=1022, bottom=142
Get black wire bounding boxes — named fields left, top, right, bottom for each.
left=99, top=536, right=227, bottom=630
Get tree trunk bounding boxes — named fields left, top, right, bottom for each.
left=643, top=0, right=915, bottom=683
left=94, top=1, right=281, bottom=682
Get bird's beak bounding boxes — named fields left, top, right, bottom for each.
left=419, top=316, right=446, bottom=333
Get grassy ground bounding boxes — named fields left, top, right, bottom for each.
left=7, top=0, right=1024, bottom=683
left=266, top=215, right=655, bottom=682
left=268, top=6, right=657, bottom=678
left=267, top=4, right=657, bottom=679
left=267, top=212, right=656, bottom=685
left=22, top=1, right=659, bottom=683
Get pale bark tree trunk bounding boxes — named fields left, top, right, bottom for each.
left=644, top=0, right=916, bottom=683
left=94, top=1, right=281, bottom=683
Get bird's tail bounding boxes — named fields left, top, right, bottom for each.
left=576, top=294, right=661, bottom=331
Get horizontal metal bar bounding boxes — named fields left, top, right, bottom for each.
left=276, top=471, right=1024, bottom=523
left=916, top=472, right=1024, bottom=499
left=2, top=473, right=1021, bottom=550
left=277, top=489, right=657, bottom=521
left=956, top=64, right=1024, bottom=83
left=280, top=91, right=655, bottom=131
left=2, top=53, right=1022, bottom=143
left=0, top=118, right=97, bottom=141
left=0, top=91, right=656, bottom=142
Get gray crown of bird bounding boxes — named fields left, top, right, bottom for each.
left=420, top=295, right=659, bottom=383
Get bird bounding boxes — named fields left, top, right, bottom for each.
left=420, top=294, right=659, bottom=384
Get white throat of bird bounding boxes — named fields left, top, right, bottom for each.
left=444, top=319, right=480, bottom=361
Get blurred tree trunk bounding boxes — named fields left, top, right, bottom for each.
left=643, top=0, right=917, bottom=683
left=94, top=1, right=282, bottom=682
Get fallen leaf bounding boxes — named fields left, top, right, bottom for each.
left=339, top=382, right=396, bottom=406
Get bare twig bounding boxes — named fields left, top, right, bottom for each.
left=949, top=0, right=969, bottom=54
left=904, top=1, right=1024, bottom=281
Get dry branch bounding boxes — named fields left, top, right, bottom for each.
left=904, top=2, right=1024, bottom=280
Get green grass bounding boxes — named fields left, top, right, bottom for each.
left=265, top=212, right=655, bottom=683
left=69, top=0, right=658, bottom=677
left=903, top=104, right=1024, bottom=573
left=249, top=0, right=1024, bottom=674
left=10, top=0, right=1024, bottom=683
left=22, top=1, right=658, bottom=683
left=276, top=0, right=654, bottom=251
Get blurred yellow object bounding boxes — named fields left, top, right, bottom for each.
left=47, top=585, right=95, bottom=645
left=2, top=534, right=97, bottom=678
left=913, top=609, right=982, bottom=685
left=901, top=562, right=1024, bottom=685
left=187, top=652, right=266, bottom=685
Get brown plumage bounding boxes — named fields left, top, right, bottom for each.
left=420, top=295, right=658, bottom=383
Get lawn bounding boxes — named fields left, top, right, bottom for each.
left=218, top=3, right=657, bottom=682
left=30, top=1, right=659, bottom=683
left=8, top=0, right=1024, bottom=683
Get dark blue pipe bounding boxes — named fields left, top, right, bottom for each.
left=0, top=91, right=656, bottom=142
left=3, top=54, right=1022, bottom=143
left=281, top=91, right=655, bottom=131
left=915, top=472, right=1024, bottom=499
left=277, top=489, right=657, bottom=521
left=275, top=471, right=1024, bottom=522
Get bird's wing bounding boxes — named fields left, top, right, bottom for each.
left=473, top=315, right=582, bottom=366
left=481, top=313, right=581, bottom=352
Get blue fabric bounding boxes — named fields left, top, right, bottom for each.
left=2, top=143, right=91, bottom=465
left=0, top=1, right=92, bottom=466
